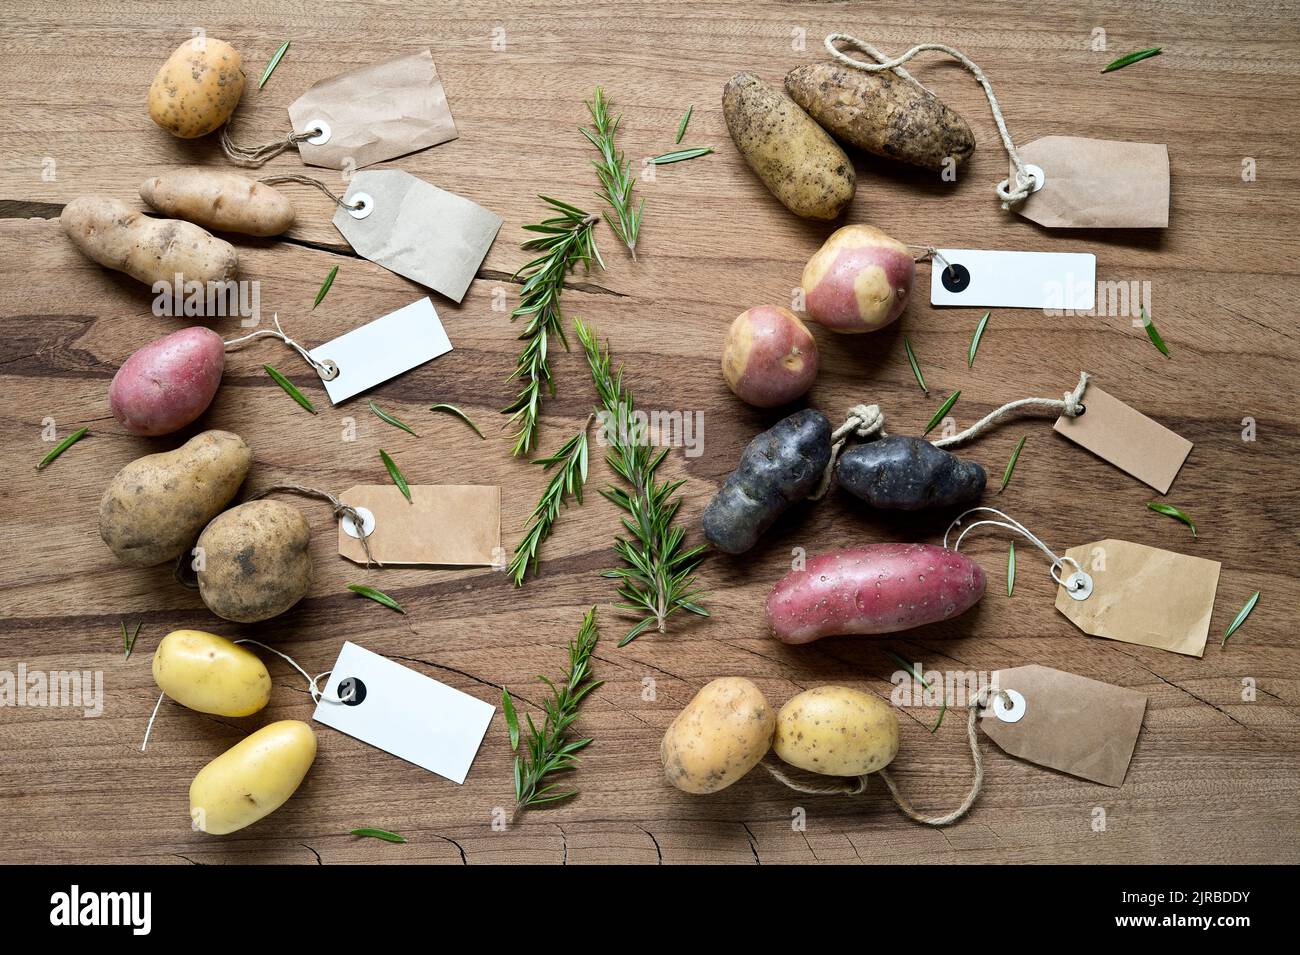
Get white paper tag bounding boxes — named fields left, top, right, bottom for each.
left=312, top=642, right=494, bottom=784
left=307, top=297, right=452, bottom=404
left=930, top=249, right=1095, bottom=310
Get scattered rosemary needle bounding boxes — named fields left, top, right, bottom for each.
left=349, top=827, right=406, bottom=843
left=903, top=337, right=927, bottom=393
left=509, top=420, right=590, bottom=586
left=1147, top=501, right=1196, bottom=538
left=264, top=364, right=317, bottom=414
left=36, top=426, right=87, bottom=470
left=577, top=319, right=709, bottom=645
left=121, top=621, right=142, bottom=660
left=649, top=146, right=713, bottom=165
left=1007, top=542, right=1016, bottom=597
left=313, top=264, right=338, bottom=309
left=1103, top=47, right=1162, bottom=73
left=968, top=311, right=990, bottom=367
left=1000, top=435, right=1027, bottom=492
left=429, top=403, right=484, bottom=439
left=675, top=105, right=693, bottom=143
left=347, top=584, right=405, bottom=614
left=582, top=87, right=642, bottom=258
left=1140, top=308, right=1170, bottom=357
left=504, top=606, right=602, bottom=819
left=379, top=449, right=411, bottom=502
left=369, top=400, right=417, bottom=436
left=885, top=651, right=929, bottom=688
left=1222, top=591, right=1260, bottom=647
left=931, top=697, right=947, bottom=734
left=923, top=390, right=960, bottom=436
left=259, top=40, right=291, bottom=88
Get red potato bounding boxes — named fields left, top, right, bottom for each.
left=801, top=225, right=915, bottom=333
left=109, top=327, right=225, bottom=436
left=766, top=543, right=985, bottom=643
left=721, top=305, right=818, bottom=407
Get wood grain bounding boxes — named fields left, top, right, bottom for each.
left=1, top=0, right=1298, bottom=864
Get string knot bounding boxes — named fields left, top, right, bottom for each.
left=839, top=403, right=885, bottom=442
left=1062, top=371, right=1090, bottom=417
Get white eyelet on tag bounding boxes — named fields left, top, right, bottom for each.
left=1064, top=570, right=1094, bottom=601
left=1024, top=163, right=1046, bottom=193
left=992, top=688, right=1026, bottom=723
left=341, top=506, right=376, bottom=540
left=317, top=358, right=340, bottom=381
left=305, top=119, right=332, bottom=145
left=347, top=192, right=374, bottom=219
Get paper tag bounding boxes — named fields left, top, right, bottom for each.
left=1054, top=386, right=1192, bottom=493
left=1012, top=137, right=1170, bottom=229
left=929, top=249, right=1095, bottom=310
left=287, top=50, right=457, bottom=169
left=1056, top=539, right=1221, bottom=657
left=313, top=642, right=494, bottom=784
left=981, top=664, right=1147, bottom=787
left=338, top=485, right=501, bottom=566
left=334, top=170, right=502, bottom=302
left=307, top=297, right=451, bottom=404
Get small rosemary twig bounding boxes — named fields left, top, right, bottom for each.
left=581, top=88, right=642, bottom=259
left=509, top=416, right=593, bottom=586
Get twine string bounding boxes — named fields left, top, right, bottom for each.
left=251, top=483, right=378, bottom=568
left=220, top=123, right=314, bottom=167
left=258, top=174, right=361, bottom=210
left=222, top=313, right=337, bottom=381
left=943, top=506, right=1082, bottom=588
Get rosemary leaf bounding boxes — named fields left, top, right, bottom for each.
left=259, top=40, right=290, bottom=88
left=931, top=697, right=947, bottom=734
left=313, top=264, right=338, bottom=309
left=1007, top=541, right=1016, bottom=597
left=903, top=337, right=927, bottom=393
left=509, top=420, right=590, bottom=586
left=429, top=403, right=485, bottom=439
left=967, top=311, right=990, bottom=367
left=1147, top=501, right=1196, bottom=538
left=379, top=449, right=411, bottom=502
left=1222, top=591, right=1260, bottom=647
left=347, top=584, right=406, bottom=614
left=369, top=400, right=418, bottom=436
left=1000, top=435, right=1027, bottom=492
left=502, top=689, right=520, bottom=750
left=1102, top=47, right=1162, bottom=73
left=885, top=650, right=929, bottom=688
left=349, top=827, right=406, bottom=844
left=582, top=88, right=641, bottom=258
left=675, top=105, right=693, bottom=144
left=1140, top=308, right=1170, bottom=357
left=264, top=364, right=317, bottom=414
left=649, top=146, right=713, bottom=165
left=36, top=426, right=87, bottom=470
left=122, top=621, right=142, bottom=660
left=923, top=390, right=960, bottom=436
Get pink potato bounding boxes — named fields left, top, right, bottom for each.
left=801, top=225, right=915, bottom=333
left=766, top=543, right=985, bottom=644
left=721, top=305, right=819, bottom=407
left=109, top=327, right=225, bottom=436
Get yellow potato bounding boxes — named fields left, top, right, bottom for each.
left=152, top=630, right=270, bottom=717
left=148, top=37, right=245, bottom=139
left=661, top=677, right=775, bottom=794
left=141, top=170, right=296, bottom=237
left=773, top=686, right=898, bottom=776
left=190, top=720, right=317, bottom=835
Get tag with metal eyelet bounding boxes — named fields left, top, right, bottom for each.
left=1063, top=570, right=1093, bottom=601
left=305, top=119, right=331, bottom=145
left=340, top=506, right=376, bottom=540
left=1023, top=163, right=1045, bottom=193
left=991, top=688, right=1026, bottom=723
left=317, top=358, right=340, bottom=381
left=346, top=192, right=373, bottom=220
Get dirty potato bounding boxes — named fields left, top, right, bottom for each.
left=196, top=500, right=312, bottom=623
left=148, top=37, right=245, bottom=139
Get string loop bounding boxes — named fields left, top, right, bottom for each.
left=944, top=506, right=1083, bottom=589
left=223, top=313, right=339, bottom=381
left=220, top=123, right=313, bottom=167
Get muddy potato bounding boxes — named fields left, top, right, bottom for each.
left=197, top=500, right=312, bottom=623
left=802, top=224, right=914, bottom=332
left=190, top=720, right=317, bottom=834
left=141, top=170, right=296, bottom=237
left=723, top=72, right=855, bottom=220
left=99, top=430, right=252, bottom=567
left=152, top=629, right=270, bottom=717
left=722, top=306, right=819, bottom=408
left=109, top=327, right=225, bottom=436
left=661, top=677, right=776, bottom=794
left=774, top=686, right=899, bottom=776
left=148, top=37, right=245, bottom=139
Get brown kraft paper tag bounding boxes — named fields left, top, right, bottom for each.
left=338, top=485, right=501, bottom=567
left=1056, top=539, right=1221, bottom=658
left=981, top=664, right=1147, bottom=787
left=287, top=50, right=458, bottom=169
left=1054, top=386, right=1192, bottom=494
left=1011, top=137, right=1169, bottom=228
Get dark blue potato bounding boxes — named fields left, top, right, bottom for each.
left=702, top=409, right=832, bottom=554
left=836, top=435, right=985, bottom=510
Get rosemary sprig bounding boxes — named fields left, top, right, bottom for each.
left=582, top=88, right=642, bottom=259
left=1222, top=591, right=1260, bottom=647
left=259, top=40, right=291, bottom=89
left=502, top=196, right=603, bottom=457
left=1103, top=47, right=1162, bottom=73
left=429, top=403, right=484, bottom=439
left=675, top=105, right=693, bottom=144
left=313, top=265, right=338, bottom=309
left=503, top=606, right=602, bottom=819
left=379, top=449, right=411, bottom=502
left=576, top=319, right=709, bottom=645
left=347, top=584, right=405, bottom=614
left=369, top=400, right=417, bottom=436
left=36, top=426, right=87, bottom=470
left=265, top=364, right=316, bottom=414
left=509, top=418, right=591, bottom=586
left=1147, top=501, right=1196, bottom=538
left=349, top=827, right=406, bottom=843
left=903, top=337, right=927, bottom=393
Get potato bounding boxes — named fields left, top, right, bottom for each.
left=99, top=430, right=252, bottom=567
left=766, top=543, right=986, bottom=643
left=148, top=37, right=245, bottom=139
left=723, top=72, right=855, bottom=220
left=197, top=500, right=312, bottom=623
left=837, top=436, right=985, bottom=510
left=802, top=224, right=914, bottom=332
left=702, top=409, right=831, bottom=554
left=774, top=686, right=899, bottom=776
left=109, top=327, right=225, bottom=436
left=152, top=630, right=270, bottom=717
left=141, top=170, right=296, bottom=237
left=785, top=63, right=976, bottom=172
left=722, top=306, right=818, bottom=408
left=190, top=720, right=317, bottom=835
left=662, top=678, right=775, bottom=794
left=61, top=196, right=238, bottom=289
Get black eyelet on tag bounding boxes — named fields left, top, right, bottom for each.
left=337, top=676, right=367, bottom=706
left=941, top=263, right=971, bottom=293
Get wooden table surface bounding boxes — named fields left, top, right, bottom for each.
left=2, top=0, right=1298, bottom=865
